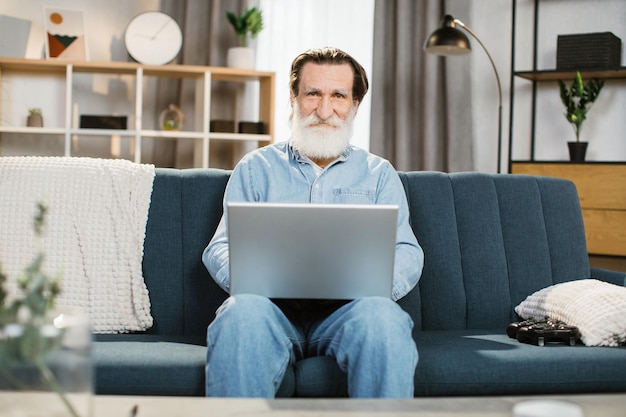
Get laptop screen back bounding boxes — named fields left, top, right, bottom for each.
left=227, top=202, right=398, bottom=299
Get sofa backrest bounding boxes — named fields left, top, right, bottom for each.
left=399, top=171, right=592, bottom=331
left=142, top=169, right=592, bottom=336
left=142, top=168, right=229, bottom=336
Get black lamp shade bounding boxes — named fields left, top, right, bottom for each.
left=424, top=15, right=472, bottom=56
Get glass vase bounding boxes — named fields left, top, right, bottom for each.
left=0, top=308, right=92, bottom=417
left=159, top=104, right=184, bottom=131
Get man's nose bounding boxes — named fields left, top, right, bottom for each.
left=316, top=96, right=334, bottom=120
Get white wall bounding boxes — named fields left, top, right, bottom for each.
left=466, top=0, right=512, bottom=173
left=466, top=0, right=625, bottom=172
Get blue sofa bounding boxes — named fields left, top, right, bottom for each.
left=93, top=168, right=626, bottom=397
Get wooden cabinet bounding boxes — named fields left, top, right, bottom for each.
left=511, top=162, right=626, bottom=256
left=0, top=58, right=275, bottom=168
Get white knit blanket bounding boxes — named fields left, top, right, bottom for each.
left=0, top=156, right=155, bottom=333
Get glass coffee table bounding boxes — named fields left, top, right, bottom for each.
left=3, top=392, right=626, bottom=417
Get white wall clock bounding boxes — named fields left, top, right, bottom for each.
left=124, top=11, right=182, bottom=66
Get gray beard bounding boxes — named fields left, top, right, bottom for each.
left=289, top=104, right=356, bottom=160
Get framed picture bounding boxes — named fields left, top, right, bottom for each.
left=44, top=8, right=87, bottom=60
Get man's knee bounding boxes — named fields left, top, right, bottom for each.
left=349, top=297, right=413, bottom=330
left=216, top=294, right=276, bottom=319
left=209, top=294, right=281, bottom=340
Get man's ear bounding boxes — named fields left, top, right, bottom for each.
left=288, top=94, right=295, bottom=123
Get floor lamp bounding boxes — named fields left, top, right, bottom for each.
left=424, top=15, right=503, bottom=173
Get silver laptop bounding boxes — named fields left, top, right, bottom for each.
left=227, top=202, right=398, bottom=299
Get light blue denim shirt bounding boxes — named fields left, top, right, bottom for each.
left=202, top=141, right=424, bottom=301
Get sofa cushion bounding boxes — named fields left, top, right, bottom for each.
left=93, top=334, right=207, bottom=396
left=278, top=329, right=626, bottom=397
left=413, top=329, right=626, bottom=396
left=293, top=357, right=347, bottom=397
left=94, top=334, right=297, bottom=397
left=515, top=279, right=626, bottom=346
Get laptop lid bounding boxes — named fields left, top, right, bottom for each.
left=227, top=202, right=398, bottom=299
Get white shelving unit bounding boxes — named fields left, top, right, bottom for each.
left=0, top=58, right=275, bottom=167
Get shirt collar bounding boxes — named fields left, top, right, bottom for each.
left=288, top=141, right=352, bottom=165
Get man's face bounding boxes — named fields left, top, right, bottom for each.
left=293, top=62, right=356, bottom=121
left=290, top=62, right=359, bottom=161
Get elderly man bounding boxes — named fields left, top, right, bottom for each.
left=202, top=47, right=424, bottom=398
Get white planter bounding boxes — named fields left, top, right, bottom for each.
left=227, top=47, right=254, bottom=70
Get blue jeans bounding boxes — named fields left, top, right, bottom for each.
left=205, top=294, right=418, bottom=397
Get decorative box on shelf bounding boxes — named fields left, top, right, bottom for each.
left=238, top=121, right=264, bottom=134
left=210, top=120, right=235, bottom=133
left=557, top=32, right=622, bottom=70
left=79, top=115, right=128, bottom=130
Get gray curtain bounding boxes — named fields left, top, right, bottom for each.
left=152, top=0, right=246, bottom=168
left=370, top=0, right=473, bottom=172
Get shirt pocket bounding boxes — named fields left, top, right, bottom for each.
left=332, top=187, right=376, bottom=204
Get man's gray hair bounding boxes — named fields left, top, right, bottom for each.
left=289, top=46, right=369, bottom=104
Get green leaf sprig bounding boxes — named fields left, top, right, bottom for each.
left=0, top=202, right=81, bottom=417
left=226, top=7, right=264, bottom=47
left=0, top=202, right=61, bottom=327
left=558, top=71, right=604, bottom=142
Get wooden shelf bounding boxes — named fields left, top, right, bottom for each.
left=0, top=127, right=273, bottom=142
left=0, top=58, right=275, bottom=168
left=515, top=67, right=626, bottom=82
left=0, top=57, right=274, bottom=80
left=0, top=126, right=67, bottom=135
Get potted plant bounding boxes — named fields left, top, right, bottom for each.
left=27, top=108, right=43, bottom=127
left=225, top=7, right=264, bottom=69
left=558, top=71, right=604, bottom=162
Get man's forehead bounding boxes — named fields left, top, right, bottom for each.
left=299, top=62, right=354, bottom=91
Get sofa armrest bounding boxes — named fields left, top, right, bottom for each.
left=591, top=267, right=626, bottom=287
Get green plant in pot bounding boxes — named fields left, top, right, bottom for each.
left=226, top=7, right=264, bottom=47
left=225, top=7, right=263, bottom=69
left=27, top=108, right=43, bottom=127
left=558, top=71, right=604, bottom=162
